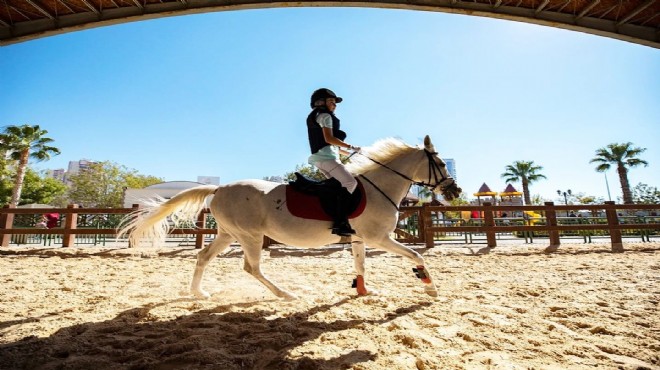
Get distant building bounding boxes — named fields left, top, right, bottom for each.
left=62, top=159, right=97, bottom=184
left=263, top=176, right=285, bottom=183
left=67, top=159, right=96, bottom=175
left=444, top=158, right=457, bottom=181
left=46, top=169, right=66, bottom=181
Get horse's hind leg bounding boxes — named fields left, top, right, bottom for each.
left=368, top=236, right=438, bottom=297
left=190, top=232, right=234, bottom=298
left=238, top=235, right=298, bottom=300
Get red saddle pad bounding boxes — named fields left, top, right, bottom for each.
left=285, top=181, right=367, bottom=221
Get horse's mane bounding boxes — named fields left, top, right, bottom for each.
left=345, top=138, right=416, bottom=175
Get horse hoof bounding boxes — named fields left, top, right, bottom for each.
left=279, top=291, right=298, bottom=300
left=358, top=288, right=380, bottom=296
left=192, top=290, right=211, bottom=299
left=424, top=286, right=438, bottom=297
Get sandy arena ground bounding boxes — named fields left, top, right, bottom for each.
left=0, top=241, right=658, bottom=370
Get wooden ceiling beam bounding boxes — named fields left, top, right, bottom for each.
left=577, top=0, right=600, bottom=19
left=557, top=0, right=572, bottom=13
left=9, top=4, right=33, bottom=20
left=597, top=4, right=617, bottom=19
left=535, top=0, right=550, bottom=13
left=617, top=0, right=655, bottom=25
left=79, top=0, right=99, bottom=14
left=24, top=0, right=54, bottom=18
left=639, top=10, right=659, bottom=25
left=55, top=0, right=75, bottom=13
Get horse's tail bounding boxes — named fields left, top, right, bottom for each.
left=118, top=185, right=218, bottom=247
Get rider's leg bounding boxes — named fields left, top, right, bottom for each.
left=314, top=160, right=358, bottom=235
left=314, top=160, right=358, bottom=194
left=333, top=188, right=356, bottom=236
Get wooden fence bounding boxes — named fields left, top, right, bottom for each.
left=2, top=202, right=659, bottom=251
left=397, top=201, right=659, bottom=252
left=0, top=204, right=216, bottom=248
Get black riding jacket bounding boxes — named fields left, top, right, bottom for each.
left=307, top=107, right=346, bottom=154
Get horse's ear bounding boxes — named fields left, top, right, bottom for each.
left=423, top=135, right=434, bottom=150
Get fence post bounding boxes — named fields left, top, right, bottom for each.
left=62, top=204, right=78, bottom=247
left=1, top=205, right=15, bottom=247
left=604, top=201, right=623, bottom=252
left=483, top=202, right=497, bottom=248
left=423, top=204, right=434, bottom=248
left=195, top=210, right=206, bottom=249
left=417, top=206, right=426, bottom=245
left=545, top=202, right=561, bottom=252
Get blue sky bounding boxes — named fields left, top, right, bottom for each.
left=1, top=7, right=659, bottom=203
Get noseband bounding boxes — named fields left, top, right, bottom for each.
left=354, top=149, right=457, bottom=210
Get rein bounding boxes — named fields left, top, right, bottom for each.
left=350, top=149, right=452, bottom=211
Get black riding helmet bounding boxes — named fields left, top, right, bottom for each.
left=310, top=88, right=343, bottom=108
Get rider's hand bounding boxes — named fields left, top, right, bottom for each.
left=350, top=145, right=362, bottom=152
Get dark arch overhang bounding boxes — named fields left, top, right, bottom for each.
left=1, top=0, right=658, bottom=48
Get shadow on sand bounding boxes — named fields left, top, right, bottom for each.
left=0, top=297, right=432, bottom=369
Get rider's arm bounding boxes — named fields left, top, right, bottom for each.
left=317, top=113, right=360, bottom=151
left=322, top=127, right=355, bottom=150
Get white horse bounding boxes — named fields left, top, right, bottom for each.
left=120, top=135, right=461, bottom=299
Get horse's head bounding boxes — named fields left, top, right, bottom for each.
left=417, top=135, right=462, bottom=201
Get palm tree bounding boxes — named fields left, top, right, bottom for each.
left=590, top=142, right=648, bottom=204
left=501, top=161, right=547, bottom=205
left=0, top=125, right=60, bottom=207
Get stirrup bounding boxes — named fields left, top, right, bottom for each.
left=331, top=222, right=356, bottom=236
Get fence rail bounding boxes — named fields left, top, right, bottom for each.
left=2, top=202, right=659, bottom=251
left=408, top=201, right=659, bottom=252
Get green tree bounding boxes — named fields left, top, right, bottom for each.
left=67, top=161, right=163, bottom=207
left=283, top=163, right=325, bottom=182
left=530, top=194, right=546, bottom=206
left=501, top=161, right=547, bottom=205
left=0, top=147, right=12, bottom=179
left=631, top=183, right=660, bottom=204
left=416, top=186, right=434, bottom=204
left=10, top=168, right=67, bottom=205
left=572, top=192, right=605, bottom=206
left=0, top=125, right=60, bottom=207
left=590, top=142, right=648, bottom=204
left=443, top=193, right=469, bottom=219
left=124, top=172, right=164, bottom=190
left=0, top=173, right=12, bottom=205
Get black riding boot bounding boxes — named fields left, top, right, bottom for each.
left=331, top=188, right=356, bottom=236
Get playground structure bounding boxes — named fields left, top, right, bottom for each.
left=467, top=182, right=541, bottom=221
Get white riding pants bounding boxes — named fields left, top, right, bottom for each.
left=314, top=160, right=358, bottom=194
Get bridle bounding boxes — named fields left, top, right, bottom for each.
left=351, top=149, right=457, bottom=210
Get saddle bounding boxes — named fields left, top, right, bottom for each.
left=286, top=172, right=366, bottom=221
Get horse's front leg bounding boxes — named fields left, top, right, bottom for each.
left=351, top=240, right=369, bottom=296
left=368, top=237, right=438, bottom=297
